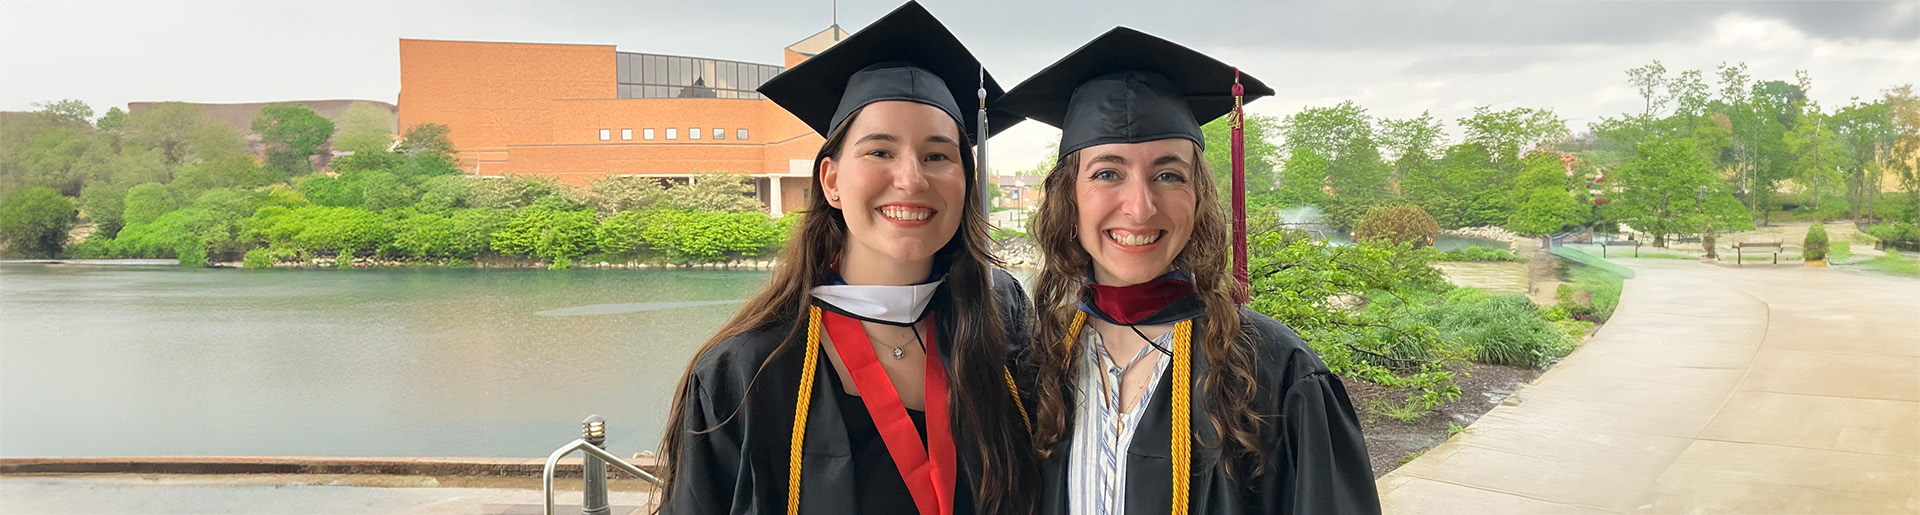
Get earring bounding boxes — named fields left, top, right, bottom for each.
left=829, top=193, right=840, bottom=202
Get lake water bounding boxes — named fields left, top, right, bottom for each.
left=0, top=263, right=770, bottom=459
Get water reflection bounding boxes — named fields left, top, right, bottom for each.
left=0, top=264, right=769, bottom=459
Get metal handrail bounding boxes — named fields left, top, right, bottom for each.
left=542, top=438, right=662, bottom=515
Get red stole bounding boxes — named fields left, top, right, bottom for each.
left=820, top=312, right=956, bottom=515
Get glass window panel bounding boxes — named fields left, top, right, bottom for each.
left=723, top=62, right=738, bottom=90
left=689, top=127, right=700, bottom=140
left=599, top=129, right=611, bottom=141
left=666, top=128, right=677, bottom=140
left=618, top=84, right=631, bottom=98
left=617, top=55, right=630, bottom=83
left=642, top=55, right=657, bottom=83
left=666, top=57, right=681, bottom=85
left=621, top=128, right=632, bottom=140
left=737, top=129, right=749, bottom=140
left=643, top=128, right=655, bottom=140
left=681, top=58, right=694, bottom=86
left=714, top=128, right=725, bottom=140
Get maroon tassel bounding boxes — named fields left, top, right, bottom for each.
left=1230, top=69, right=1249, bottom=303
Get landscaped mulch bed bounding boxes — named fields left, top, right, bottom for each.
left=1345, top=363, right=1543, bottom=478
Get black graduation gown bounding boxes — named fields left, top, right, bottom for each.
left=1034, top=306, right=1381, bottom=515
left=660, top=269, right=1032, bottom=515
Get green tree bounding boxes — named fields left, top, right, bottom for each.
left=79, top=182, right=131, bottom=237
left=1605, top=136, right=1751, bottom=247
left=1505, top=154, right=1586, bottom=237
left=1784, top=104, right=1848, bottom=220
left=32, top=99, right=94, bottom=126
left=0, top=187, right=78, bottom=257
left=590, top=176, right=667, bottom=214
left=1882, top=84, right=1920, bottom=223
left=1379, top=111, right=1447, bottom=184
left=121, top=182, right=177, bottom=226
left=252, top=104, right=334, bottom=173
left=1457, top=106, right=1569, bottom=165
left=1200, top=113, right=1283, bottom=191
left=1832, top=100, right=1895, bottom=220
left=333, top=102, right=395, bottom=154
left=399, top=123, right=457, bottom=159
left=660, top=172, right=764, bottom=212
left=1280, top=101, right=1390, bottom=206
left=126, top=102, right=246, bottom=168
left=1273, top=147, right=1330, bottom=208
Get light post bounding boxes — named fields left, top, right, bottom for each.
left=581, top=415, right=610, bottom=515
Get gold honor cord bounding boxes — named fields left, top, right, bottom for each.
left=1061, top=311, right=1194, bottom=515
left=787, top=306, right=824, bottom=515
left=785, top=305, right=1032, bottom=514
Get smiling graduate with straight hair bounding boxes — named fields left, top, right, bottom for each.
left=651, top=3, right=1040, bottom=515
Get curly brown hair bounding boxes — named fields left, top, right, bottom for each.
left=1024, top=144, right=1266, bottom=478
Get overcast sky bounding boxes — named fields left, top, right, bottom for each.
left=3, top=0, right=1915, bottom=172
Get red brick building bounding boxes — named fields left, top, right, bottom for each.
left=397, top=26, right=849, bottom=214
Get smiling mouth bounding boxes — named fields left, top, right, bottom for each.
left=1106, top=229, right=1163, bottom=247
left=879, top=206, right=933, bottom=221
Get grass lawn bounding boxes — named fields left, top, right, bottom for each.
left=1860, top=250, right=1920, bottom=278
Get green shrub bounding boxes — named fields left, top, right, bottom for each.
left=243, top=248, right=274, bottom=269
left=1414, top=289, right=1574, bottom=368
left=1352, top=204, right=1440, bottom=246
left=1863, top=222, right=1920, bottom=251
left=336, top=250, right=354, bottom=269
left=1439, top=246, right=1518, bottom=262
left=491, top=204, right=598, bottom=263
left=0, top=187, right=78, bottom=258
left=176, top=242, right=208, bottom=267
left=67, top=233, right=113, bottom=259
left=1803, top=223, right=1829, bottom=261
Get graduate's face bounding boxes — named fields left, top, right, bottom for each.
left=820, top=101, right=968, bottom=277
left=1073, top=139, right=1198, bottom=287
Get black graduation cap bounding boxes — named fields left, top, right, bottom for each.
left=757, top=1, right=1020, bottom=143
left=997, top=27, right=1274, bottom=158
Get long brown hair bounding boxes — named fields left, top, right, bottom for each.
left=654, top=106, right=1040, bottom=514
left=1025, top=146, right=1265, bottom=477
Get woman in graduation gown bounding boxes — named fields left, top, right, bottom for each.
left=997, top=28, right=1382, bottom=515
left=653, top=3, right=1039, bottom=515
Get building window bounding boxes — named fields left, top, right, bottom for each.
left=666, top=128, right=678, bottom=140
left=689, top=127, right=701, bottom=140
left=737, top=129, right=749, bottom=141
left=713, top=128, right=725, bottom=140
left=599, top=129, right=611, bottom=141
left=643, top=128, right=655, bottom=140
left=621, top=128, right=632, bottom=140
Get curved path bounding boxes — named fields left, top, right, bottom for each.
left=1378, top=260, right=1920, bottom=514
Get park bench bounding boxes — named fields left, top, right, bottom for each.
left=1731, top=241, right=1783, bottom=266
left=1595, top=236, right=1641, bottom=258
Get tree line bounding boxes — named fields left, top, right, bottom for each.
left=1162, top=62, right=1919, bottom=249
left=0, top=101, right=794, bottom=267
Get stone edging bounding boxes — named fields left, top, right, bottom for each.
left=0, top=456, right=661, bottom=478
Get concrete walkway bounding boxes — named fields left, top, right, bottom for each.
left=1378, top=259, right=1920, bottom=514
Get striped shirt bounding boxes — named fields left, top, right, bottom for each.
left=1067, top=328, right=1173, bottom=515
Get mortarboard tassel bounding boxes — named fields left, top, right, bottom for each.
left=1231, top=68, right=1249, bottom=304
left=977, top=67, right=990, bottom=214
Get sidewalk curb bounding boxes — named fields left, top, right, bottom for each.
left=0, top=456, right=661, bottom=478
